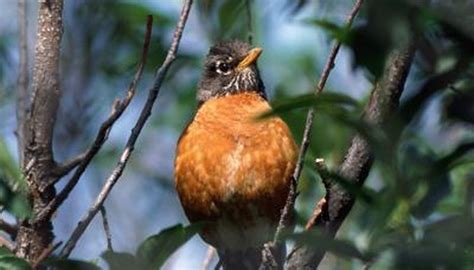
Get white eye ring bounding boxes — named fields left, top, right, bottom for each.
left=216, top=61, right=231, bottom=75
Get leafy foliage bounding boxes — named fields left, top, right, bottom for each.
left=0, top=139, right=31, bottom=219
left=0, top=248, right=31, bottom=270
left=102, top=223, right=201, bottom=270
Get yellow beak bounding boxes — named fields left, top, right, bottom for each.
left=236, top=47, right=262, bottom=71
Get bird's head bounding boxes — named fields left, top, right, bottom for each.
left=197, top=40, right=266, bottom=103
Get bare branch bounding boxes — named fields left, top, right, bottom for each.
left=24, top=0, right=64, bottom=169
left=258, top=3, right=364, bottom=269
left=100, top=206, right=113, bottom=251
left=271, top=0, right=364, bottom=249
left=285, top=40, right=417, bottom=270
left=304, top=159, right=329, bottom=230
left=0, top=219, right=18, bottom=237
left=35, top=15, right=154, bottom=222
left=52, top=151, right=87, bottom=178
left=16, top=0, right=64, bottom=261
left=16, top=0, right=28, bottom=166
left=58, top=0, right=194, bottom=258
left=31, top=241, right=62, bottom=269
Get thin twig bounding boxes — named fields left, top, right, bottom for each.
left=0, top=219, right=18, bottom=237
left=16, top=0, right=28, bottom=167
left=52, top=151, right=87, bottom=178
left=305, top=198, right=327, bottom=231
left=305, top=159, right=329, bottom=230
left=202, top=246, right=216, bottom=270
left=31, top=241, right=62, bottom=268
left=35, top=16, right=154, bottom=222
left=100, top=206, right=113, bottom=251
left=59, top=0, right=193, bottom=258
left=272, top=0, right=364, bottom=245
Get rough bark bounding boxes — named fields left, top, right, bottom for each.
left=285, top=41, right=417, bottom=269
left=16, top=0, right=64, bottom=262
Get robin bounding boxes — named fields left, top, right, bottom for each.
left=174, top=40, right=298, bottom=269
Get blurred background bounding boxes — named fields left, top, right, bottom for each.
left=0, top=0, right=473, bottom=269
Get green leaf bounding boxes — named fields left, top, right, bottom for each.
left=0, top=247, right=13, bottom=258
left=303, top=19, right=352, bottom=43
left=0, top=181, right=31, bottom=220
left=43, top=258, right=101, bottom=270
left=102, top=251, right=143, bottom=270
left=136, top=223, right=203, bottom=269
left=262, top=92, right=359, bottom=118
left=0, top=249, right=31, bottom=270
left=0, top=256, right=31, bottom=270
left=0, top=139, right=26, bottom=193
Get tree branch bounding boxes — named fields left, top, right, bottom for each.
left=285, top=39, right=417, bottom=270
left=51, top=151, right=87, bottom=178
left=257, top=4, right=366, bottom=269
left=16, top=0, right=28, bottom=167
left=35, top=15, right=154, bottom=222
left=0, top=219, right=18, bottom=237
left=16, top=0, right=64, bottom=261
left=259, top=3, right=364, bottom=269
left=100, top=206, right=113, bottom=251
left=31, top=241, right=61, bottom=269
left=58, top=0, right=193, bottom=258
left=272, top=0, right=364, bottom=245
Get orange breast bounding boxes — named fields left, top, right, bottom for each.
left=174, top=92, right=297, bottom=249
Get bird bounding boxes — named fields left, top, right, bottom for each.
left=174, top=40, right=298, bottom=269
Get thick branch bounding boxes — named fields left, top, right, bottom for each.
left=58, top=0, right=193, bottom=257
left=285, top=40, right=417, bottom=270
left=16, top=0, right=64, bottom=261
left=24, top=0, right=64, bottom=169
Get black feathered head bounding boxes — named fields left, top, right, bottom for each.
left=197, top=40, right=266, bottom=102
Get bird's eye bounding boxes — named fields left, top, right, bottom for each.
left=216, top=61, right=231, bottom=75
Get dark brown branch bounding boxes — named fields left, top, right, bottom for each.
left=31, top=241, right=62, bottom=269
left=35, top=16, right=154, bottom=222
left=259, top=3, right=364, bottom=269
left=16, top=0, right=28, bottom=167
left=16, top=0, right=64, bottom=261
left=285, top=40, right=417, bottom=270
left=100, top=206, right=113, bottom=251
left=52, top=151, right=87, bottom=178
left=0, top=219, right=18, bottom=237
left=58, top=0, right=193, bottom=258
left=273, top=0, right=364, bottom=243
left=304, top=159, right=329, bottom=230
